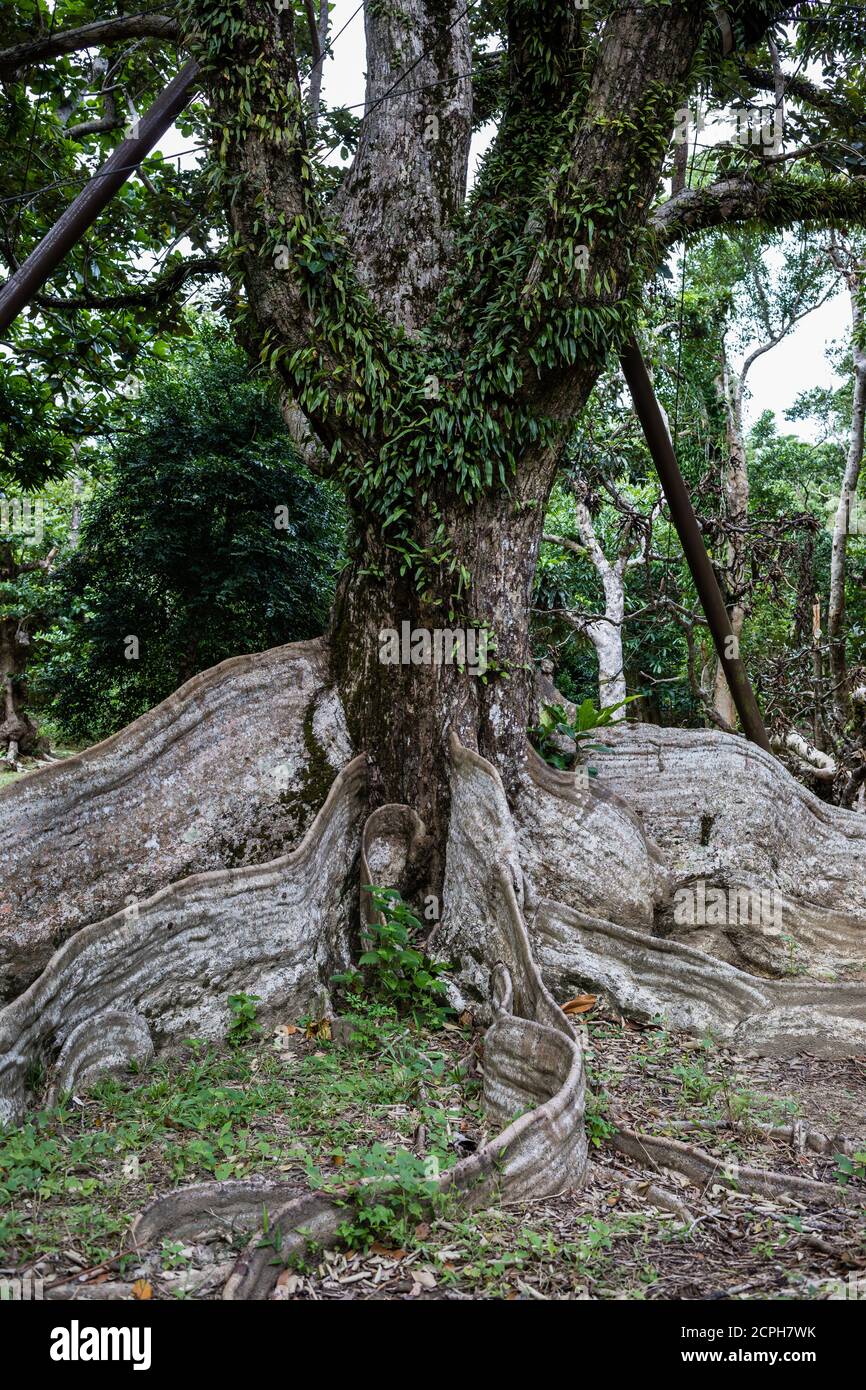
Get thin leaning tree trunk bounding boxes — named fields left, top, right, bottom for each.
left=828, top=263, right=866, bottom=727
left=307, top=0, right=329, bottom=129
left=712, top=347, right=750, bottom=730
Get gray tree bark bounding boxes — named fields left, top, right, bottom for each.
left=8, top=3, right=864, bottom=1294
left=827, top=250, right=866, bottom=726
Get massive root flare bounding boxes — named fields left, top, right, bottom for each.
left=1, top=640, right=865, bottom=1296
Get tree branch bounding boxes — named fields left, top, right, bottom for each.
left=502, top=2, right=709, bottom=425
left=196, top=1, right=375, bottom=462
left=65, top=113, right=126, bottom=139
left=0, top=15, right=179, bottom=78
left=651, top=174, right=866, bottom=247
left=302, top=0, right=323, bottom=67
left=543, top=531, right=586, bottom=557
left=65, top=85, right=122, bottom=140
left=33, top=256, right=223, bottom=312
left=307, top=0, right=329, bottom=129
left=333, top=0, right=473, bottom=329
left=737, top=62, right=866, bottom=143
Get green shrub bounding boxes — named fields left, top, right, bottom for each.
left=333, top=887, right=452, bottom=1028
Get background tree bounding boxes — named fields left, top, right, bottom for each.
left=4, top=3, right=866, bottom=852
left=0, top=479, right=72, bottom=767
left=542, top=466, right=661, bottom=717
left=825, top=237, right=866, bottom=730
left=36, top=327, right=345, bottom=742
left=6, top=6, right=866, bottom=1261
left=691, top=233, right=835, bottom=725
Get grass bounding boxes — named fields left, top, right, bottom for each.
left=0, top=726, right=85, bottom=791
left=0, top=1012, right=479, bottom=1271
left=3, top=1005, right=861, bottom=1299
left=409, top=1206, right=667, bottom=1298
left=586, top=1019, right=802, bottom=1131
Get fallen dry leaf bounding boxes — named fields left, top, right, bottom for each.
left=561, top=994, right=597, bottom=1016
left=305, top=1017, right=332, bottom=1041
left=131, top=1279, right=152, bottom=1300
left=272, top=1023, right=299, bottom=1049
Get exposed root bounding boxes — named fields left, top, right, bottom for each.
left=4, top=651, right=866, bottom=1298
left=126, top=947, right=588, bottom=1300
left=611, top=1126, right=864, bottom=1207
left=529, top=722, right=866, bottom=979
left=122, top=741, right=589, bottom=1297
left=608, top=1167, right=695, bottom=1225
left=130, top=1181, right=346, bottom=1302
left=131, top=1179, right=312, bottom=1247
left=431, top=734, right=575, bottom=1036
left=515, top=704, right=866, bottom=1057
left=452, top=957, right=586, bottom=1206
left=517, top=746, right=668, bottom=933
left=660, top=1116, right=861, bottom=1156
left=532, top=899, right=866, bottom=1057
left=0, top=756, right=367, bottom=1125
left=46, top=1012, right=154, bottom=1107
left=0, top=639, right=350, bottom=1002
left=223, top=1195, right=345, bottom=1300
left=359, top=803, right=429, bottom=926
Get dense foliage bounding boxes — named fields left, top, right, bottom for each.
left=33, top=330, right=344, bottom=741
left=1, top=2, right=865, bottom=799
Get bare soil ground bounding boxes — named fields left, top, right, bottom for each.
left=2, top=1009, right=863, bottom=1302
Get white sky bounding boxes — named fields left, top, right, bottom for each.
left=743, top=293, right=848, bottom=438
left=156, top=0, right=848, bottom=442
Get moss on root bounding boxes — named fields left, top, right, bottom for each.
left=218, top=692, right=341, bottom=870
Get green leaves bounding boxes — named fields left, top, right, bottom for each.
left=574, top=693, right=641, bottom=731
left=37, top=326, right=345, bottom=743
left=0, top=4, right=218, bottom=487
left=227, top=992, right=263, bottom=1048
left=531, top=696, right=642, bottom=772
left=834, top=1151, right=866, bottom=1186
left=332, top=886, right=453, bottom=1029
left=334, top=1144, right=442, bottom=1253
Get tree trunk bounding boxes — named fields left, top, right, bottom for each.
left=331, top=479, right=555, bottom=890
left=12, top=1, right=860, bottom=1295
left=0, top=617, right=39, bottom=765
left=188, top=0, right=707, bottom=863
left=572, top=498, right=628, bottom=713
left=828, top=263, right=866, bottom=727
left=712, top=347, right=749, bottom=729
left=587, top=612, right=627, bottom=712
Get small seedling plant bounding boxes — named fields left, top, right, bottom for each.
left=835, top=1150, right=866, bottom=1185
left=227, top=992, right=262, bottom=1047
left=531, top=695, right=641, bottom=773
left=333, top=887, right=452, bottom=1028
left=333, top=1144, right=443, bottom=1252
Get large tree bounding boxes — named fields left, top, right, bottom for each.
left=181, top=0, right=866, bottom=854
left=3, top=1, right=866, bottom=1287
